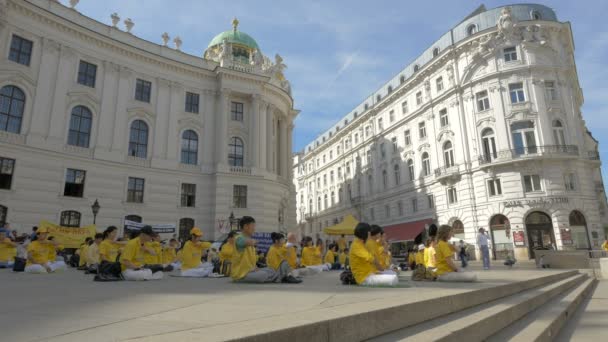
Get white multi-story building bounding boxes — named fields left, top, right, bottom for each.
left=293, top=4, right=608, bottom=260
left=0, top=0, right=298, bottom=238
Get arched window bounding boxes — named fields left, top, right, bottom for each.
left=338, top=187, right=343, bottom=202
left=452, top=220, right=465, bottom=239
left=382, top=170, right=388, bottom=189
left=443, top=141, right=455, bottom=167
left=179, top=218, right=194, bottom=240
left=376, top=94, right=381, bottom=102
left=421, top=152, right=431, bottom=176
left=125, top=214, right=142, bottom=223
left=228, top=137, right=244, bottom=166
left=400, top=75, right=405, bottom=84
left=531, top=10, right=542, bottom=20
left=481, top=128, right=497, bottom=161
left=433, top=47, right=440, bottom=57
left=511, top=121, right=537, bottom=155
left=407, top=159, right=415, bottom=181
left=569, top=210, right=590, bottom=249
left=67, top=106, right=92, bottom=148
left=467, top=24, right=477, bottom=36
left=324, top=194, right=328, bottom=209
left=128, top=120, right=148, bottom=158
left=60, top=210, right=81, bottom=227
left=181, top=130, right=198, bottom=165
left=387, top=85, right=393, bottom=94
left=413, top=64, right=420, bottom=72
left=0, top=85, right=25, bottom=134
left=0, top=205, right=7, bottom=226
left=552, top=120, right=566, bottom=146
left=308, top=198, right=313, bottom=213
left=317, top=196, right=321, bottom=211
left=331, top=191, right=335, bottom=205
left=394, top=164, right=401, bottom=185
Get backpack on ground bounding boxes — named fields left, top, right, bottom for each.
left=411, top=264, right=435, bottom=281
left=340, top=269, right=357, bottom=285
left=12, top=257, right=26, bottom=272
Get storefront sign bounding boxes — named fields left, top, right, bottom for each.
left=513, top=231, right=526, bottom=246
left=503, top=197, right=569, bottom=208
left=560, top=228, right=573, bottom=245
left=124, top=220, right=176, bottom=234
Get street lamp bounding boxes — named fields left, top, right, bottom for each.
left=91, top=199, right=100, bottom=224
left=229, top=211, right=237, bottom=231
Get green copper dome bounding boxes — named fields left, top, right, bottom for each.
left=207, top=18, right=260, bottom=51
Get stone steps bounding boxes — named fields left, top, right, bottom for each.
left=369, top=273, right=587, bottom=342
left=487, top=277, right=596, bottom=342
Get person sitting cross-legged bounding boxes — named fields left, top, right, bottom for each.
left=0, top=230, right=17, bottom=268
left=179, top=227, right=214, bottom=277
left=120, top=226, right=164, bottom=281
left=230, top=216, right=300, bottom=284
left=301, top=236, right=331, bottom=272
left=324, top=244, right=341, bottom=270
left=349, top=222, right=398, bottom=286
left=435, top=225, right=477, bottom=282
left=162, top=238, right=181, bottom=271
left=284, top=232, right=320, bottom=277
left=266, top=232, right=301, bottom=283
left=218, top=232, right=236, bottom=275
left=24, top=227, right=67, bottom=273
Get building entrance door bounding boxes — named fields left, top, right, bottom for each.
left=525, top=212, right=555, bottom=259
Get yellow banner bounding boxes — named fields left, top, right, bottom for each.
left=38, top=220, right=97, bottom=249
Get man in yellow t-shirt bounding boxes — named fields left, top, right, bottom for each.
left=434, top=225, right=476, bottom=282
left=266, top=232, right=300, bottom=284
left=120, top=226, right=164, bottom=280
left=349, top=223, right=398, bottom=286
left=0, top=231, right=17, bottom=267
left=24, top=227, right=67, bottom=273
left=179, top=227, right=214, bottom=277
left=231, top=217, right=300, bottom=283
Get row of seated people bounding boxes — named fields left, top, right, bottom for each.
left=0, top=226, right=68, bottom=273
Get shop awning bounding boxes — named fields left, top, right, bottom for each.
left=323, top=215, right=359, bottom=235
left=383, top=218, right=435, bottom=243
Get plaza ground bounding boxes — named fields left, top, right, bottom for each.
left=0, top=261, right=601, bottom=342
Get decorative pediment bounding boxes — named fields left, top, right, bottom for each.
left=126, top=107, right=155, bottom=120
left=67, top=91, right=100, bottom=114
left=417, top=143, right=430, bottom=152
left=436, top=129, right=455, bottom=142
left=178, top=117, right=203, bottom=130
left=403, top=150, right=415, bottom=159
left=476, top=117, right=496, bottom=127
left=0, top=69, right=37, bottom=90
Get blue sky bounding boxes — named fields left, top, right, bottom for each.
left=72, top=0, right=608, bottom=178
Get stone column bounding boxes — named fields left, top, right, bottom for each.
left=287, top=122, right=294, bottom=178
left=153, top=78, right=171, bottom=161
left=96, top=62, right=120, bottom=152
left=202, top=90, right=217, bottom=167
left=258, top=101, right=268, bottom=170
left=216, top=88, right=230, bottom=165
left=48, top=45, right=77, bottom=145
left=165, top=81, right=182, bottom=162
left=111, top=66, right=133, bottom=152
left=250, top=94, right=260, bottom=168
left=28, top=38, right=60, bottom=143
left=279, top=116, right=288, bottom=177
left=266, top=105, right=274, bottom=172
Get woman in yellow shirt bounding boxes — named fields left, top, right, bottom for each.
left=24, top=227, right=67, bottom=273
left=162, top=238, right=180, bottom=269
left=0, top=231, right=17, bottom=268
left=266, top=232, right=298, bottom=277
left=602, top=239, right=608, bottom=252
left=434, top=225, right=477, bottom=282
left=219, top=232, right=236, bottom=275
left=339, top=248, right=348, bottom=268
left=301, top=236, right=330, bottom=272
left=180, top=227, right=214, bottom=277
left=99, top=226, right=123, bottom=263
left=324, top=244, right=340, bottom=270
left=367, top=225, right=394, bottom=273
left=349, top=223, right=398, bottom=286
left=415, top=244, right=425, bottom=266
left=424, top=239, right=437, bottom=270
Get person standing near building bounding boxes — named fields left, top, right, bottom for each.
left=477, top=228, right=491, bottom=270
left=458, top=240, right=468, bottom=268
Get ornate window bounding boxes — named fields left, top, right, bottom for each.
left=476, top=90, right=490, bottom=111
left=382, top=170, right=388, bottom=189
left=394, top=164, right=401, bottom=185
left=135, top=79, right=152, bottom=103
left=413, top=64, right=420, bottom=72
left=128, top=120, right=149, bottom=158
left=421, top=152, right=431, bottom=177
left=68, top=106, right=92, bottom=148
left=127, top=177, right=145, bottom=203
left=432, top=47, right=440, bottom=57
left=436, top=77, right=444, bottom=92
left=481, top=128, right=497, bottom=161
left=9, top=35, right=33, bottom=66
left=228, top=137, right=244, bottom=166
left=509, top=82, right=526, bottom=103
left=503, top=47, right=518, bottom=62
left=233, top=185, right=247, bottom=208
left=511, top=121, right=536, bottom=155
left=185, top=92, right=200, bottom=113
left=443, top=141, right=455, bottom=167
left=552, top=120, right=566, bottom=146
left=439, top=108, right=449, bottom=127
left=64, top=168, right=86, bottom=198
left=466, top=24, right=477, bottom=36
left=407, top=159, right=415, bottom=181
left=181, top=130, right=199, bottom=165
left=181, top=183, right=196, bottom=207
left=60, top=210, right=81, bottom=228
left=231, top=102, right=244, bottom=121
left=0, top=85, right=25, bottom=134
left=0, top=157, right=15, bottom=190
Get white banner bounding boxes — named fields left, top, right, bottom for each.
left=124, top=220, right=176, bottom=234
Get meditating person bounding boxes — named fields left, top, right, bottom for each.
left=143, top=233, right=162, bottom=266
left=230, top=216, right=300, bottom=283
left=435, top=225, right=477, bottom=282
left=366, top=225, right=394, bottom=273
left=99, top=226, right=123, bottom=263
left=266, top=232, right=301, bottom=283
left=77, top=237, right=92, bottom=269
left=339, top=248, right=348, bottom=269
left=46, top=236, right=66, bottom=269
left=24, top=227, right=67, bottom=273
left=301, top=236, right=330, bottom=271
left=179, top=227, right=214, bottom=277
left=120, top=226, right=164, bottom=280
left=415, top=244, right=425, bottom=266
left=219, top=232, right=236, bottom=275
left=337, top=234, right=347, bottom=252
left=85, top=233, right=103, bottom=271
left=324, top=244, right=341, bottom=270
left=424, top=239, right=437, bottom=272
left=349, top=222, right=398, bottom=286
left=285, top=232, right=299, bottom=270
left=162, top=238, right=181, bottom=270
left=0, top=230, right=17, bottom=268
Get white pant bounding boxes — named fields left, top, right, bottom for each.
left=293, top=267, right=322, bottom=277
left=361, top=274, right=399, bottom=286
left=170, top=262, right=181, bottom=271
left=24, top=261, right=67, bottom=274
left=180, top=263, right=213, bottom=278
left=122, top=268, right=164, bottom=281
left=437, top=271, right=477, bottom=282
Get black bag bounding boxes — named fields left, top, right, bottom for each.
left=98, top=260, right=122, bottom=277
left=68, top=254, right=80, bottom=268
left=340, top=269, right=357, bottom=285
left=12, top=257, right=26, bottom=272
left=94, top=273, right=122, bottom=282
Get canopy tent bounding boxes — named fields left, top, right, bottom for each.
left=323, top=215, right=359, bottom=235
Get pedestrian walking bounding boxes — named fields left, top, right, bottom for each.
left=458, top=240, right=468, bottom=268
left=477, top=228, right=491, bottom=270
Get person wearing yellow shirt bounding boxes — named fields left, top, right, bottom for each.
left=120, top=226, right=164, bottom=281
left=408, top=248, right=416, bottom=269
left=339, top=248, right=348, bottom=269
left=266, top=233, right=300, bottom=284
left=84, top=233, right=103, bottom=270
left=179, top=227, right=214, bottom=277
left=162, top=238, right=180, bottom=270
left=602, top=238, right=608, bottom=252
left=230, top=216, right=300, bottom=283
left=324, top=244, right=340, bottom=270
left=219, top=232, right=236, bottom=275
left=0, top=231, right=17, bottom=268
left=24, top=227, right=67, bottom=273
left=366, top=225, right=394, bottom=274
left=284, top=232, right=318, bottom=277
left=349, top=223, right=398, bottom=286
left=301, top=236, right=330, bottom=272
left=143, top=234, right=162, bottom=266
left=99, top=226, right=124, bottom=263
left=435, top=225, right=477, bottom=282
left=77, top=238, right=92, bottom=269
left=415, top=244, right=425, bottom=266
left=337, top=234, right=347, bottom=252
left=424, top=239, right=437, bottom=271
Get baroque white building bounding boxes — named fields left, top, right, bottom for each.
left=0, top=0, right=298, bottom=238
left=293, top=4, right=608, bottom=260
